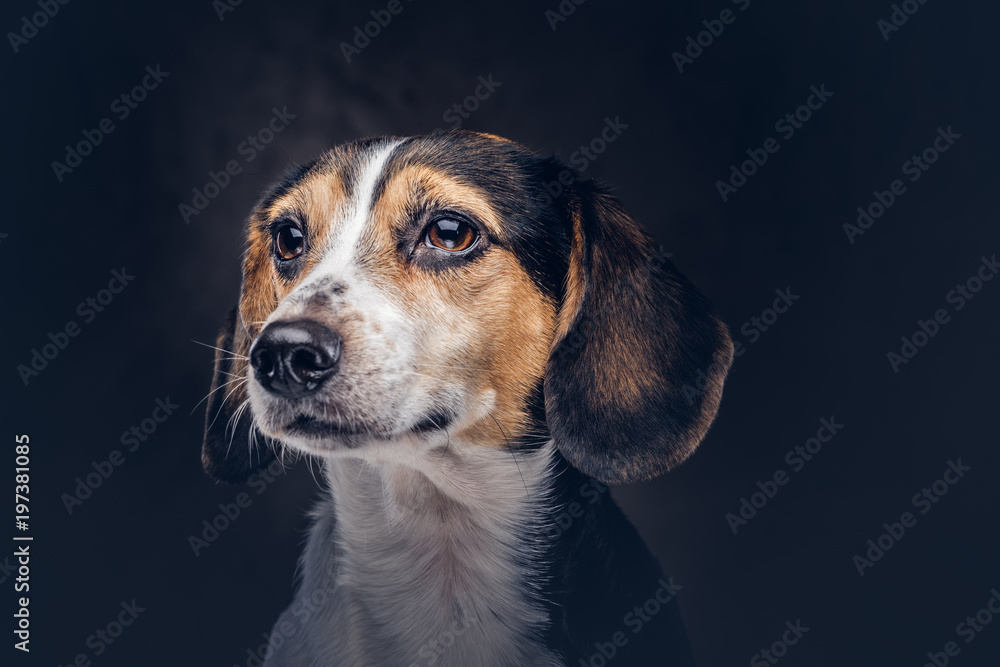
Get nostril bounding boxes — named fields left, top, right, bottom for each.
left=290, top=346, right=332, bottom=377
left=251, top=347, right=276, bottom=377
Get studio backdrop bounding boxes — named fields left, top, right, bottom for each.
left=3, top=0, right=998, bottom=665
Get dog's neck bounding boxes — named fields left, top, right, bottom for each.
left=301, top=438, right=563, bottom=666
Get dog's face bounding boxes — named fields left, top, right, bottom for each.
left=203, top=131, right=733, bottom=484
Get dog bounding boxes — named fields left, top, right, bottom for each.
left=201, top=130, right=733, bottom=666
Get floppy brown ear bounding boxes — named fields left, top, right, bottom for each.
left=545, top=185, right=733, bottom=484
left=202, top=307, right=277, bottom=483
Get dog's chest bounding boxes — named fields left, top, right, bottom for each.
left=271, top=443, right=563, bottom=666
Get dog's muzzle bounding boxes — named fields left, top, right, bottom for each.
left=250, top=319, right=342, bottom=397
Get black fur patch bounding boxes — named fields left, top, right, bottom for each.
left=545, top=182, right=733, bottom=484
left=540, top=453, right=695, bottom=665
left=201, top=308, right=277, bottom=483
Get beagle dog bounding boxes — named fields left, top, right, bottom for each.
left=202, top=131, right=732, bottom=666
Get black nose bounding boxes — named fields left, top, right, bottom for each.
left=250, top=320, right=342, bottom=397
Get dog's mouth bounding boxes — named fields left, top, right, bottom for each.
left=281, top=411, right=454, bottom=439
left=284, top=414, right=364, bottom=438
left=412, top=412, right=454, bottom=432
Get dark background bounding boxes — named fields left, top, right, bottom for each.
left=3, top=0, right=998, bottom=665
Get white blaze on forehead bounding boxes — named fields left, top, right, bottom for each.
left=317, top=138, right=405, bottom=272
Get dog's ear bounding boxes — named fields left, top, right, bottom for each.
left=202, top=307, right=277, bottom=483
left=545, top=184, right=733, bottom=484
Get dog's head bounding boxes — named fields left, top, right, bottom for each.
left=202, top=131, right=732, bottom=485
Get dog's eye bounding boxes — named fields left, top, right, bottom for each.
left=424, top=218, right=477, bottom=252
left=275, top=224, right=305, bottom=261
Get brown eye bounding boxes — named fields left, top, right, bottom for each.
left=275, top=224, right=304, bottom=260
left=424, top=218, right=477, bottom=252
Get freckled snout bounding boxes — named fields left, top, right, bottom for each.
left=250, top=319, right=342, bottom=397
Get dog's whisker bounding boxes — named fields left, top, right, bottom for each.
left=433, top=416, right=453, bottom=464
left=489, top=411, right=528, bottom=496
left=208, top=379, right=250, bottom=433
left=190, top=377, right=247, bottom=415
left=245, top=405, right=264, bottom=464
left=225, top=397, right=252, bottom=458
left=305, top=455, right=320, bottom=487
left=191, top=339, right=249, bottom=360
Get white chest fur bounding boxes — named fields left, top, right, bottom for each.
left=265, top=440, right=564, bottom=667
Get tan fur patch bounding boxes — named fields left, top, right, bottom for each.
left=583, top=224, right=660, bottom=410
left=381, top=164, right=506, bottom=237
left=368, top=164, right=556, bottom=448
left=553, top=207, right=586, bottom=344
left=239, top=168, right=349, bottom=336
